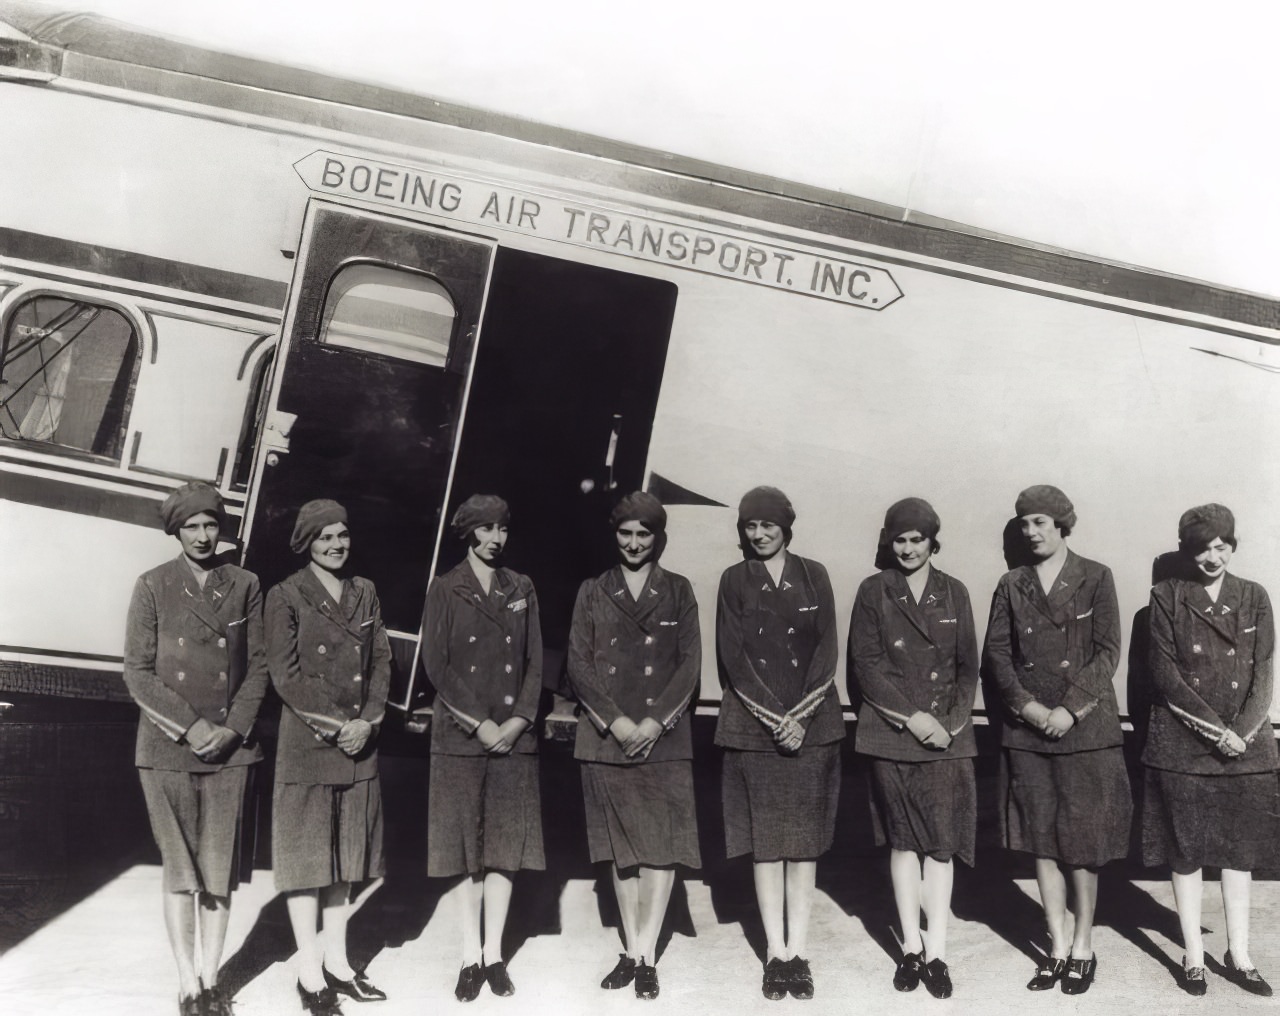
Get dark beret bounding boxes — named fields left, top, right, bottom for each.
left=451, top=494, right=511, bottom=540
left=737, top=486, right=795, bottom=528
left=1178, top=503, right=1236, bottom=550
left=1015, top=485, right=1077, bottom=530
left=609, top=491, right=667, bottom=533
left=881, top=497, right=940, bottom=542
left=160, top=482, right=224, bottom=536
left=290, top=499, right=348, bottom=554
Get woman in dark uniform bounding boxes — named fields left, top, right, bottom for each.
left=715, top=486, right=842, bottom=1001
left=849, top=498, right=978, bottom=999
left=1141, top=504, right=1277, bottom=997
left=567, top=491, right=701, bottom=1001
left=123, top=482, right=268, bottom=1016
left=266, top=500, right=391, bottom=1016
left=983, top=485, right=1131, bottom=996
left=424, top=495, right=545, bottom=1002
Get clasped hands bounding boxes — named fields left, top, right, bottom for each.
left=1020, top=701, right=1075, bottom=741
left=187, top=717, right=241, bottom=763
left=477, top=717, right=531, bottom=756
left=1215, top=728, right=1248, bottom=758
left=905, top=711, right=952, bottom=751
left=609, top=716, right=665, bottom=759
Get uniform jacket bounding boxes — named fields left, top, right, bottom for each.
left=423, top=560, right=543, bottom=756
left=567, top=564, right=701, bottom=765
left=714, top=555, right=844, bottom=752
left=982, top=550, right=1123, bottom=753
left=1142, top=574, right=1277, bottom=775
left=849, top=567, right=979, bottom=762
left=123, top=556, right=268, bottom=771
left=266, top=567, right=392, bottom=785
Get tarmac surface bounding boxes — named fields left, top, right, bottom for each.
left=2, top=732, right=1278, bottom=1016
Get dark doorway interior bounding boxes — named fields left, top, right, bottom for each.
left=434, top=248, right=678, bottom=686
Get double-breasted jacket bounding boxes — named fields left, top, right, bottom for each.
left=123, top=556, right=268, bottom=772
left=423, top=560, right=543, bottom=756
left=714, top=555, right=844, bottom=752
left=849, top=567, right=979, bottom=762
left=265, top=567, right=391, bottom=785
left=983, top=550, right=1123, bottom=754
left=567, top=564, right=701, bottom=765
left=1142, top=574, right=1277, bottom=775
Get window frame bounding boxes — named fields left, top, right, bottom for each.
left=0, top=287, right=148, bottom=466
left=314, top=257, right=460, bottom=369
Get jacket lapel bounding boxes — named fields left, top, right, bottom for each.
left=174, top=557, right=228, bottom=637
left=300, top=567, right=365, bottom=640
left=885, top=569, right=933, bottom=643
left=1186, top=575, right=1239, bottom=644
left=1044, top=551, right=1087, bottom=626
left=451, top=561, right=509, bottom=629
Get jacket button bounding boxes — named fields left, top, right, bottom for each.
left=791, top=659, right=799, bottom=668
left=787, top=627, right=795, bottom=635
left=930, top=671, right=938, bottom=681
left=1231, top=681, right=1239, bottom=689
left=470, top=665, right=477, bottom=673
left=217, top=637, right=226, bottom=648
left=644, top=666, right=653, bottom=676
left=315, top=733, right=323, bottom=741
left=218, top=708, right=227, bottom=717
left=218, top=672, right=227, bottom=683
left=644, top=636, right=653, bottom=645
left=1060, top=660, right=1070, bottom=669
left=505, top=664, right=513, bottom=673
left=1025, top=627, right=1033, bottom=634
left=610, top=638, right=617, bottom=646
left=353, top=675, right=362, bottom=682
left=1192, top=677, right=1199, bottom=686
left=608, top=665, right=617, bottom=675
left=506, top=636, right=512, bottom=644
left=645, top=697, right=655, bottom=706
left=468, top=636, right=476, bottom=643
left=318, top=645, right=327, bottom=655
left=177, top=672, right=185, bottom=681
left=178, top=637, right=184, bottom=647
left=758, top=627, right=765, bottom=635
left=503, top=695, right=514, bottom=705
left=1227, top=649, right=1236, bottom=657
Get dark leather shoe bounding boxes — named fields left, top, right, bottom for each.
left=1060, top=955, right=1096, bottom=995
left=203, top=985, right=235, bottom=1016
left=634, top=959, right=659, bottom=1000
left=455, top=964, right=484, bottom=1003
left=178, top=995, right=202, bottom=1016
left=1179, top=959, right=1207, bottom=996
left=893, top=951, right=924, bottom=992
left=601, top=954, right=636, bottom=989
left=762, top=957, right=789, bottom=1000
left=1225, top=950, right=1273, bottom=996
left=484, top=961, right=515, bottom=997
left=1027, top=957, right=1066, bottom=991
left=296, top=982, right=344, bottom=1016
left=324, top=967, right=387, bottom=1003
left=787, top=957, right=814, bottom=1000
left=923, top=958, right=953, bottom=999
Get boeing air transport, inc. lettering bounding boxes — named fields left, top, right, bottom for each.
left=296, top=151, right=902, bottom=310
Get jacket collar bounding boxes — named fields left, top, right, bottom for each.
left=1184, top=573, right=1242, bottom=643
left=884, top=566, right=946, bottom=643
left=297, top=566, right=365, bottom=638
left=449, top=559, right=516, bottom=626
left=602, top=563, right=670, bottom=627
left=170, top=555, right=232, bottom=636
left=1012, top=549, right=1085, bottom=625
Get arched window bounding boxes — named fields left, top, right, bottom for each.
left=318, top=263, right=456, bottom=367
left=0, top=295, right=140, bottom=460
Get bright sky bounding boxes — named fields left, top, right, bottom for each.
left=24, top=0, right=1280, bottom=298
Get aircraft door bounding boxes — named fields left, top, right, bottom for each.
left=241, top=202, right=494, bottom=660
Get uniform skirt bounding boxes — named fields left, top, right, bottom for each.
left=722, top=744, right=841, bottom=862
left=581, top=760, right=701, bottom=870
left=1142, top=768, right=1280, bottom=871
left=139, top=765, right=250, bottom=895
left=427, top=752, right=545, bottom=877
left=272, top=777, right=385, bottom=891
left=1002, top=747, right=1132, bottom=867
left=869, top=757, right=976, bottom=867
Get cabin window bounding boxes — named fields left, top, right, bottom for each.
left=0, top=295, right=139, bottom=460
left=318, top=264, right=456, bottom=367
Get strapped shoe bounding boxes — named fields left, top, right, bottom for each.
left=762, top=957, right=789, bottom=1001
left=893, top=951, right=924, bottom=992
left=787, top=957, right=814, bottom=1000
left=323, top=967, right=386, bottom=1003
left=484, top=961, right=516, bottom=998
left=202, top=984, right=235, bottom=1016
left=178, top=994, right=202, bottom=1016
left=296, top=982, right=344, bottom=1016
left=1060, top=956, right=1096, bottom=995
left=1224, top=951, right=1272, bottom=997
left=923, top=958, right=953, bottom=999
left=601, top=954, right=637, bottom=990
left=1027, top=957, right=1066, bottom=991
left=454, top=963, right=484, bottom=1003
left=634, top=958, right=659, bottom=1000
left=1179, top=958, right=1207, bottom=997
